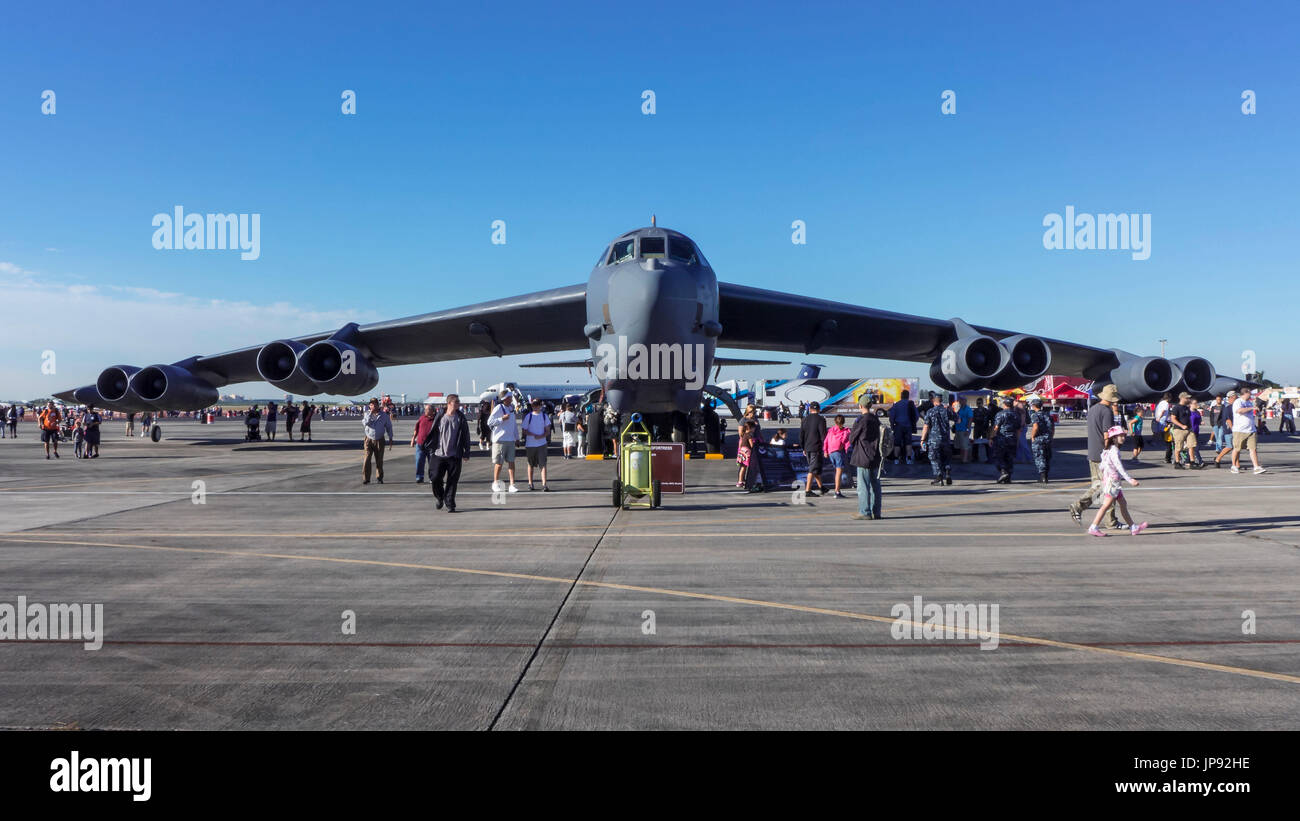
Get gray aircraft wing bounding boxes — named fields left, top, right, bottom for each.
left=716, top=281, right=1119, bottom=379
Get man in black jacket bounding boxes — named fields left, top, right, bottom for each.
left=423, top=394, right=472, bottom=512
left=848, top=398, right=884, bottom=520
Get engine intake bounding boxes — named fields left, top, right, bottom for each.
left=257, top=340, right=323, bottom=395
left=298, top=340, right=379, bottom=395
left=1106, top=356, right=1177, bottom=401
left=1169, top=356, right=1216, bottom=396
left=96, top=365, right=141, bottom=403
left=929, top=334, right=1006, bottom=391
left=985, top=335, right=1052, bottom=391
left=132, top=365, right=219, bottom=410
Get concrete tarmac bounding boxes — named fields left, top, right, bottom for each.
left=1, top=417, right=1298, bottom=729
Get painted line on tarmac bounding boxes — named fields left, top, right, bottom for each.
left=1, top=534, right=1298, bottom=687
left=10, top=638, right=1300, bottom=650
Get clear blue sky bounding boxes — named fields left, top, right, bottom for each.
left=3, top=0, right=1297, bottom=400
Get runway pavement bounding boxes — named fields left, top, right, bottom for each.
left=1, top=417, right=1298, bottom=729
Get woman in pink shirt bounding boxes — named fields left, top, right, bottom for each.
left=823, top=414, right=851, bottom=499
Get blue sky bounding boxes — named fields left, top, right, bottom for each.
left=2, top=0, right=1298, bottom=400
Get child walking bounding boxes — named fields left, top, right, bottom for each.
left=1089, top=425, right=1148, bottom=537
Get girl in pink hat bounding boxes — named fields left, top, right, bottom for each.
left=1089, top=425, right=1148, bottom=536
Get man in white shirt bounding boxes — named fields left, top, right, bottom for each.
left=1230, top=391, right=1266, bottom=474
left=486, top=392, right=520, bottom=493
left=1152, top=392, right=1173, bottom=464
left=520, top=398, right=552, bottom=491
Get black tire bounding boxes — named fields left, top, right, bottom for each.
left=612, top=478, right=622, bottom=508
left=651, top=479, right=662, bottom=509
left=150, top=425, right=162, bottom=442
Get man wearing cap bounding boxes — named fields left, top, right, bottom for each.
left=800, top=401, right=828, bottom=496
left=487, top=391, right=520, bottom=493
left=1230, top=389, right=1267, bottom=474
left=1069, top=384, right=1121, bottom=527
left=1169, top=392, right=1201, bottom=469
left=1027, top=396, right=1054, bottom=482
left=919, top=393, right=954, bottom=486
left=361, top=397, right=394, bottom=485
left=848, top=397, right=884, bottom=520
left=410, top=398, right=439, bottom=483
left=989, top=396, right=1020, bottom=483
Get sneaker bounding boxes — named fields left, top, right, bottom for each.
left=930, top=478, right=942, bottom=485
left=527, top=484, right=535, bottom=491
left=893, top=459, right=900, bottom=466
left=491, top=481, right=503, bottom=492
left=945, top=475, right=953, bottom=485
left=834, top=491, right=845, bottom=499
left=435, top=496, right=444, bottom=510
left=507, top=484, right=519, bottom=493
left=1130, top=522, right=1148, bottom=535
left=1069, top=505, right=1083, bottom=525
left=1088, top=525, right=1106, bottom=537
left=850, top=513, right=871, bottom=520
left=1253, top=467, right=1268, bottom=475
left=416, top=478, right=425, bottom=483
left=1230, top=466, right=1240, bottom=474
left=543, top=486, right=552, bottom=492
left=906, top=457, right=914, bottom=465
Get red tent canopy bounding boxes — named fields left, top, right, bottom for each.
left=1042, top=383, right=1090, bottom=400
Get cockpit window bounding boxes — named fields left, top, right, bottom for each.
left=639, top=236, right=666, bottom=259
left=607, top=238, right=635, bottom=264
left=669, top=237, right=697, bottom=264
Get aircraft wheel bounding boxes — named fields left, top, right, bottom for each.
left=651, top=479, right=662, bottom=509
left=612, top=478, right=622, bottom=508
left=151, top=426, right=162, bottom=442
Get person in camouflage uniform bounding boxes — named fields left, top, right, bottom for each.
left=919, top=393, right=955, bottom=486
left=990, top=396, right=1020, bottom=483
left=1027, top=396, right=1055, bottom=482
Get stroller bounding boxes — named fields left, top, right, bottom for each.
left=244, top=410, right=262, bottom=441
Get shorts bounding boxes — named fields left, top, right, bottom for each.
left=1132, top=434, right=1145, bottom=448
left=892, top=427, right=911, bottom=448
left=828, top=450, right=846, bottom=469
left=266, top=420, right=277, bottom=433
left=1232, top=431, right=1257, bottom=450
left=85, top=429, right=101, bottom=446
left=953, top=431, right=970, bottom=450
left=562, top=431, right=575, bottom=447
left=492, top=441, right=516, bottom=464
left=526, top=445, right=548, bottom=468
left=806, top=451, right=823, bottom=472
left=1172, top=427, right=1195, bottom=452
left=1102, top=481, right=1123, bottom=500
left=42, top=429, right=58, bottom=443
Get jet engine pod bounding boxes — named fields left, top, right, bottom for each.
left=132, top=364, right=219, bottom=410
left=1169, top=356, right=1216, bottom=397
left=928, top=334, right=1007, bottom=391
left=1206, top=375, right=1246, bottom=399
left=1107, top=356, right=1178, bottom=401
left=298, top=340, right=379, bottom=395
left=985, top=334, right=1052, bottom=391
left=71, top=385, right=106, bottom=407
left=96, top=365, right=141, bottom=404
left=256, top=340, right=323, bottom=395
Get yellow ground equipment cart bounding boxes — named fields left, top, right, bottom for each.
left=613, top=413, right=662, bottom=509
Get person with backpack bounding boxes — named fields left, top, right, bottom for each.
left=520, top=398, right=552, bottom=491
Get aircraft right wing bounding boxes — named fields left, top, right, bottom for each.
left=716, top=281, right=1239, bottom=399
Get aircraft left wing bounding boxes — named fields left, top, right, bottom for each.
left=56, top=284, right=588, bottom=409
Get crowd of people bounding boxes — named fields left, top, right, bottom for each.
left=9, top=383, right=1292, bottom=536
